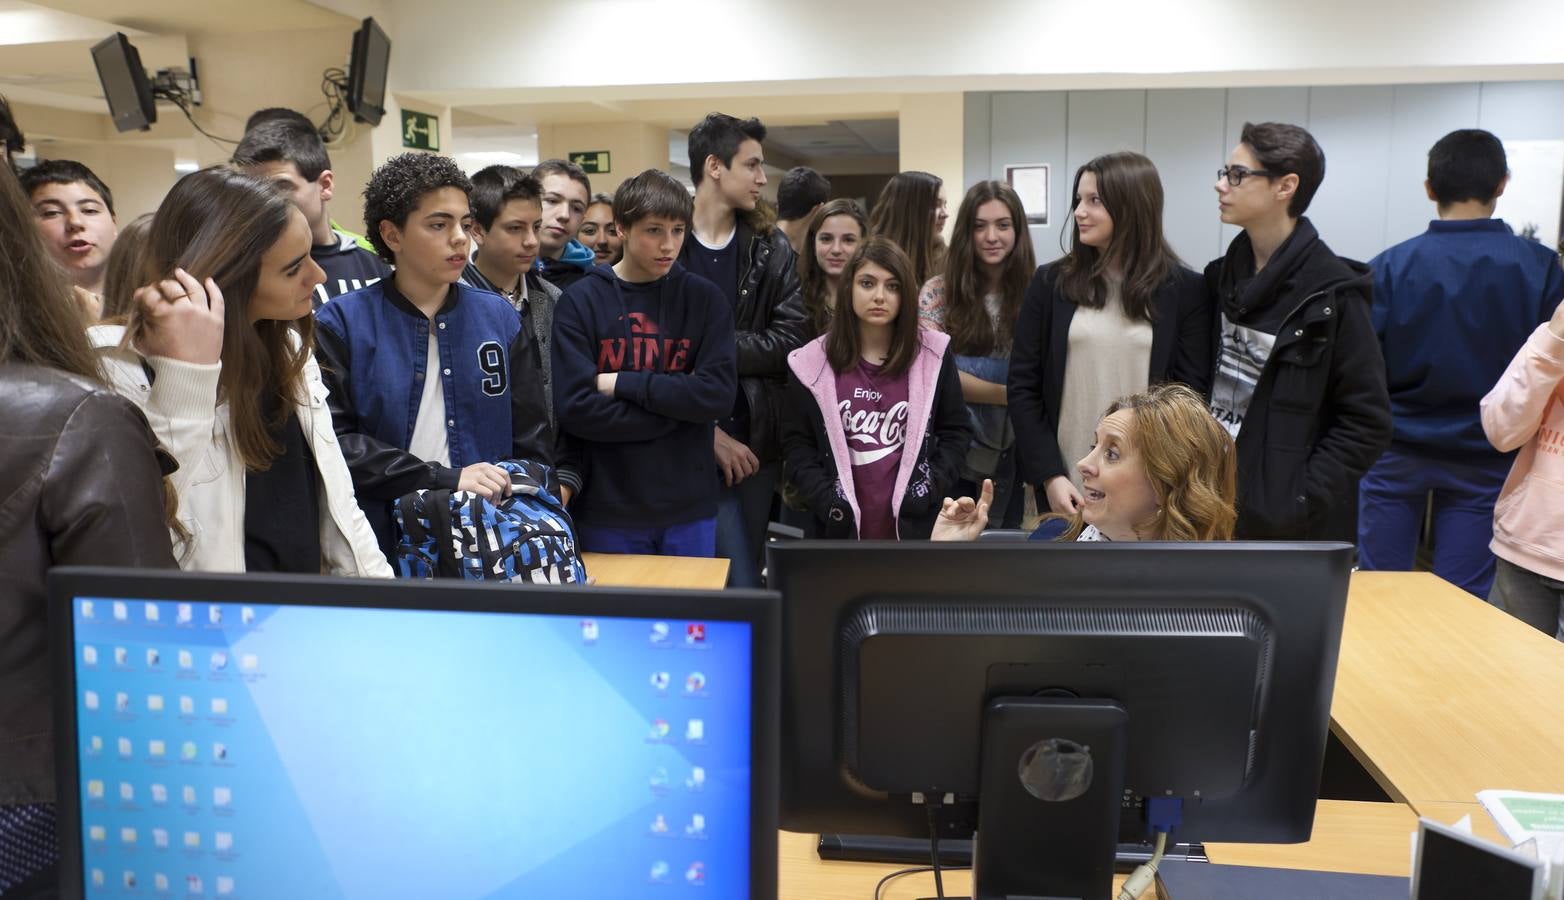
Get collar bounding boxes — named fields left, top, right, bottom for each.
left=383, top=275, right=459, bottom=320
left=1427, top=218, right=1511, bottom=234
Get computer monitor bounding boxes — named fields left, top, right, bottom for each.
left=767, top=541, right=1353, bottom=900
left=346, top=17, right=390, bottom=127
left=90, top=33, right=157, bottom=133
left=51, top=568, right=778, bottom=900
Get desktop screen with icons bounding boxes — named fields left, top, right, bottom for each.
left=65, top=595, right=754, bottom=899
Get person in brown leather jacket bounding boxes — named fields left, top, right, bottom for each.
left=0, top=164, right=175, bottom=897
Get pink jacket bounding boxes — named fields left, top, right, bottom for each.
left=1482, top=323, right=1564, bottom=582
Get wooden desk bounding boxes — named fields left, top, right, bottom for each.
left=778, top=800, right=1417, bottom=897
left=1331, top=572, right=1564, bottom=807
left=579, top=552, right=729, bottom=590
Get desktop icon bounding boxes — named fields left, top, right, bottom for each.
left=208, top=605, right=222, bottom=625
left=114, top=692, right=129, bottom=713
left=685, top=671, right=706, bottom=694
left=122, top=871, right=136, bottom=889
left=178, top=650, right=193, bottom=670
left=146, top=648, right=161, bottom=667
left=649, top=719, right=670, bottom=740
left=117, top=737, right=132, bottom=758
left=183, top=831, right=200, bottom=849
left=210, top=697, right=228, bottom=715
left=86, top=780, right=104, bottom=800
left=88, top=825, right=106, bottom=843
left=120, top=827, right=137, bottom=845
left=240, top=653, right=258, bottom=672
left=215, top=832, right=233, bottom=852
left=685, top=719, right=705, bottom=742
left=650, top=814, right=669, bottom=834
left=151, top=784, right=168, bottom=804
left=153, top=828, right=168, bottom=849
left=144, top=602, right=160, bottom=622
left=179, top=696, right=194, bottom=715
left=216, top=876, right=234, bottom=896
left=84, top=691, right=99, bottom=711
left=83, top=645, right=97, bottom=666
left=81, top=600, right=94, bottom=619
left=186, top=874, right=203, bottom=894
left=686, top=813, right=706, bottom=837
left=181, top=741, right=198, bottom=761
left=686, top=622, right=706, bottom=645
left=154, top=874, right=169, bottom=892
left=147, top=694, right=164, bottom=713
left=149, top=739, right=166, bottom=758
left=650, top=671, right=670, bottom=691
left=649, top=768, right=669, bottom=791
left=90, top=869, right=104, bottom=888
left=241, top=607, right=255, bottom=626
left=650, top=621, right=670, bottom=644
left=687, top=767, right=706, bottom=791
left=581, top=619, right=599, bottom=643
left=213, top=786, right=232, bottom=808
left=177, top=603, right=192, bottom=625
left=112, top=601, right=127, bottom=621
left=649, top=861, right=670, bottom=882
left=119, top=782, right=133, bottom=802
left=210, top=651, right=228, bottom=671
left=114, top=647, right=128, bottom=666
left=182, top=786, right=197, bottom=806
left=212, top=742, right=228, bottom=762
left=686, top=862, right=705, bottom=884
left=88, top=735, right=103, bottom=755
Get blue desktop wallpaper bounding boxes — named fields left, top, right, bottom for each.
left=69, top=597, right=753, bottom=899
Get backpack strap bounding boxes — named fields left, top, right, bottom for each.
left=425, top=489, right=463, bottom=579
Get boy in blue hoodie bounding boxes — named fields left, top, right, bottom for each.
left=1359, top=129, right=1564, bottom=597
left=315, top=153, right=553, bottom=561
left=532, top=158, right=598, bottom=291
left=552, top=168, right=738, bottom=556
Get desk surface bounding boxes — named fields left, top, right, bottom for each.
left=1331, top=572, right=1564, bottom=807
left=778, top=800, right=1417, bottom=898
left=579, top=552, right=729, bottom=590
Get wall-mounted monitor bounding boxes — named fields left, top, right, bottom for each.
left=346, top=17, right=390, bottom=127
left=90, top=33, right=157, bottom=133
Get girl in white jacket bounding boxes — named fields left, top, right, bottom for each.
left=91, top=166, right=390, bottom=576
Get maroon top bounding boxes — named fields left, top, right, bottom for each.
left=834, top=359, right=910, bottom=539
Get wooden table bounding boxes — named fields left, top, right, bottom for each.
left=1330, top=572, right=1564, bottom=809
left=579, top=552, right=729, bottom=590
left=778, top=800, right=1419, bottom=897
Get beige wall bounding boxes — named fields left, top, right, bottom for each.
left=34, top=141, right=177, bottom=223
left=897, top=92, right=963, bottom=241
left=536, top=122, right=668, bottom=196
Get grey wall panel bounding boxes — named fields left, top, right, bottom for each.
left=1146, top=89, right=1228, bottom=268
left=990, top=91, right=1069, bottom=263
left=1384, top=83, right=1482, bottom=248
left=963, top=92, right=993, bottom=193
left=1306, top=86, right=1395, bottom=262
left=1477, top=81, right=1564, bottom=140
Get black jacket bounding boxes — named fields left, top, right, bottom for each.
left=1009, top=262, right=1215, bottom=488
left=0, top=364, right=176, bottom=804
left=1205, top=219, right=1392, bottom=539
left=680, top=216, right=808, bottom=462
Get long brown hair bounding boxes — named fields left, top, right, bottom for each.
left=869, top=170, right=945, bottom=289
left=1049, top=383, right=1237, bottom=541
left=939, top=180, right=1035, bottom=356
left=1055, top=151, right=1181, bottom=323
left=797, top=198, right=867, bottom=336
left=0, top=164, right=102, bottom=379
left=100, top=212, right=155, bottom=321
left=825, top=237, right=921, bottom=378
left=128, top=166, right=310, bottom=471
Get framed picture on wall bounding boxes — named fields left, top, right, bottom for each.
left=1005, top=164, right=1050, bottom=226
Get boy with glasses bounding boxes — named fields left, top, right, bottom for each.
left=1207, top=121, right=1391, bottom=540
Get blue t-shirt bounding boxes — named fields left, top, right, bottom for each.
left=681, top=228, right=748, bottom=439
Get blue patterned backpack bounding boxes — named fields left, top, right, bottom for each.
left=393, top=460, right=587, bottom=583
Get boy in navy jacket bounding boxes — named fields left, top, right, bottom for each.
left=315, top=153, right=552, bottom=560
left=552, top=168, right=737, bottom=556
left=1359, top=129, right=1564, bottom=596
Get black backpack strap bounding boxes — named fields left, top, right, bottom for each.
left=425, top=490, right=462, bottom=579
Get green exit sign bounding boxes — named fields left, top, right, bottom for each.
left=401, top=109, right=440, bottom=151
left=569, top=151, right=610, bottom=174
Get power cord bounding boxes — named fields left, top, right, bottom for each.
left=1119, top=797, right=1182, bottom=900
left=153, top=88, right=238, bottom=146
left=871, top=864, right=972, bottom=900
left=925, top=794, right=947, bottom=898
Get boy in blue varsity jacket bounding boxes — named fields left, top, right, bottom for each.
left=315, top=153, right=553, bottom=560
left=1358, top=129, right=1564, bottom=597
left=552, top=169, right=737, bottom=557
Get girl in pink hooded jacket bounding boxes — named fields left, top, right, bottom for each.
left=1483, top=299, right=1564, bottom=638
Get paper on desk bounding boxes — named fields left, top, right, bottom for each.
left=1478, top=789, right=1564, bottom=898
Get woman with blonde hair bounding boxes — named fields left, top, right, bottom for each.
left=934, top=382, right=1236, bottom=542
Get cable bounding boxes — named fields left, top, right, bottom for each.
left=1117, top=829, right=1167, bottom=900
left=870, top=864, right=973, bottom=900
left=155, top=89, right=239, bottom=147
left=925, top=797, right=946, bottom=898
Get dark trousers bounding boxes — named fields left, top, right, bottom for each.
left=714, top=462, right=780, bottom=588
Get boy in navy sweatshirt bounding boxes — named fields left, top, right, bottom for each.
left=315, top=153, right=553, bottom=561
left=552, top=168, right=737, bottom=556
left=1359, top=129, right=1564, bottom=596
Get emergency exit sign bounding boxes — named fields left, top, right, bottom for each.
left=401, top=110, right=439, bottom=151
left=569, top=151, right=610, bottom=174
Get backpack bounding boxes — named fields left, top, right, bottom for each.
left=393, top=460, right=587, bottom=584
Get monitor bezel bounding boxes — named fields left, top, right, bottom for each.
left=49, top=567, right=779, bottom=900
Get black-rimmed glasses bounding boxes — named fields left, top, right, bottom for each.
left=1218, top=165, right=1273, bottom=186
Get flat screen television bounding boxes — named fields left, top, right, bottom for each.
left=90, top=33, right=157, bottom=133
left=346, top=17, right=390, bottom=126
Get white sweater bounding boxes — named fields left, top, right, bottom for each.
left=89, top=324, right=392, bottom=577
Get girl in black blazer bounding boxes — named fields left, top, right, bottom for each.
left=1008, top=151, right=1214, bottom=515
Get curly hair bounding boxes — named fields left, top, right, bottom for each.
left=1050, top=382, right=1237, bottom=541
left=363, top=152, right=472, bottom=263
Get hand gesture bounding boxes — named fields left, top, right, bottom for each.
left=133, top=268, right=225, bottom=366
left=931, top=479, right=994, bottom=542
left=1044, top=475, right=1084, bottom=515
